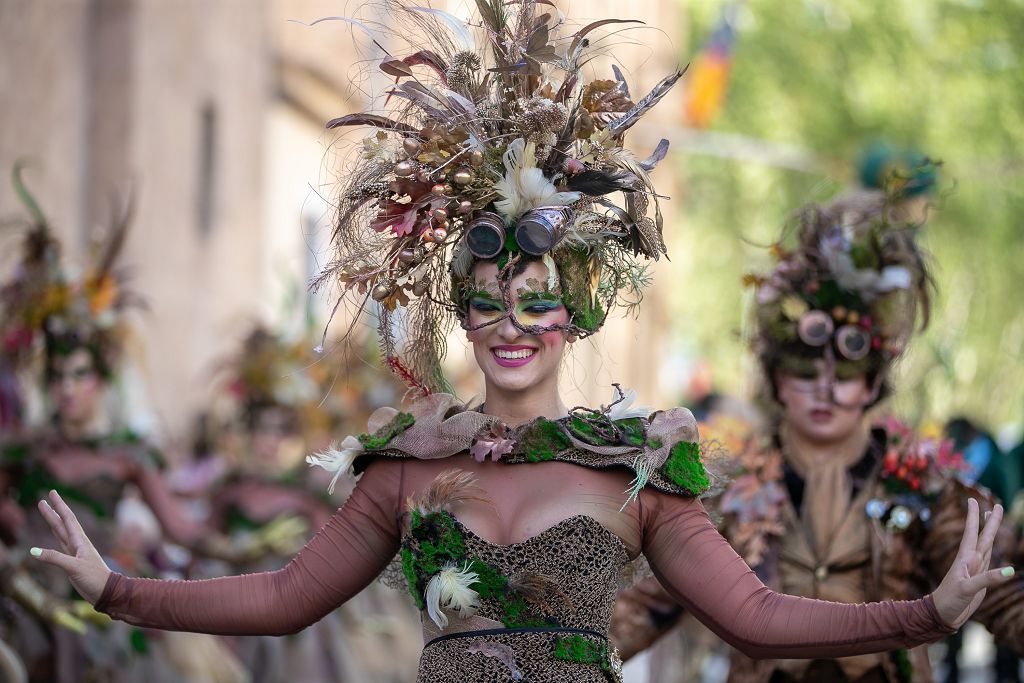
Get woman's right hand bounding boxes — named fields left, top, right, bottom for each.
left=30, top=490, right=111, bottom=605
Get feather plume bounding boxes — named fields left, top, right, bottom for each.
left=294, top=15, right=377, bottom=38
left=325, top=113, right=420, bottom=137
left=639, top=139, right=670, bottom=171
left=426, top=562, right=480, bottom=628
left=568, top=19, right=644, bottom=67
left=509, top=571, right=573, bottom=613
left=306, top=435, right=364, bottom=494
left=493, top=138, right=580, bottom=221
left=94, top=191, right=133, bottom=281
left=475, top=0, right=508, bottom=37
left=11, top=163, right=46, bottom=228
left=607, top=67, right=688, bottom=136
left=465, top=642, right=523, bottom=681
left=620, top=454, right=656, bottom=511
left=407, top=469, right=489, bottom=515
left=612, top=64, right=631, bottom=99
left=565, top=169, right=638, bottom=196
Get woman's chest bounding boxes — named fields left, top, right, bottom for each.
left=399, top=458, right=642, bottom=554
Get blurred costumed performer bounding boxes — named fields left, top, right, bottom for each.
left=612, top=183, right=1024, bottom=683
left=199, top=324, right=420, bottom=682
left=0, top=165, right=270, bottom=683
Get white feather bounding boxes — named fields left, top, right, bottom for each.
left=425, top=562, right=480, bottom=628
left=306, top=435, right=363, bottom=494
left=541, top=253, right=559, bottom=291
left=493, top=139, right=580, bottom=222
left=606, top=386, right=651, bottom=421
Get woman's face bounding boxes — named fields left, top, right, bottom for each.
left=774, top=360, right=872, bottom=445
left=466, top=259, right=570, bottom=395
left=48, top=348, right=104, bottom=428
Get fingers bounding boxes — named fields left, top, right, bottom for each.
left=954, top=498, right=980, bottom=562
left=976, top=504, right=1003, bottom=561
left=47, top=490, right=88, bottom=548
left=37, top=499, right=72, bottom=552
left=29, top=546, right=78, bottom=574
left=962, top=565, right=1016, bottom=595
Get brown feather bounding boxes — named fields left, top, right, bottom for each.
left=325, top=113, right=421, bottom=137
left=509, top=571, right=574, bottom=613
left=607, top=67, right=688, bottom=136
left=406, top=469, right=490, bottom=515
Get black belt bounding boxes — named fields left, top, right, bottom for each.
left=424, top=626, right=606, bottom=649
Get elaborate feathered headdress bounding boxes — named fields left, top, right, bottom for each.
left=0, top=164, right=136, bottom=380
left=748, top=189, right=933, bottom=396
left=311, top=1, right=683, bottom=394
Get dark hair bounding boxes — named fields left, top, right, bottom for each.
left=43, top=328, right=113, bottom=382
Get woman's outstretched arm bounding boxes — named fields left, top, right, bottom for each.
left=30, top=460, right=403, bottom=636
left=639, top=489, right=1014, bottom=660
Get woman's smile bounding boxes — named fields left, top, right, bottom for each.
left=491, top=344, right=538, bottom=367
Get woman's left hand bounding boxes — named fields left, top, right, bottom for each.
left=931, top=498, right=1015, bottom=628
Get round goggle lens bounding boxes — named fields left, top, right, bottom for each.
left=465, top=213, right=506, bottom=259
left=836, top=324, right=871, bottom=360
left=797, top=310, right=834, bottom=347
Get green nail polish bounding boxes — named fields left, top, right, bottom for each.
left=1001, top=567, right=1015, bottom=578
left=30, top=547, right=42, bottom=557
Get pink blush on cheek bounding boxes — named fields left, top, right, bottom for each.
left=539, top=328, right=567, bottom=349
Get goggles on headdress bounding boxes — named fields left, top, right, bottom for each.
left=465, top=207, right=573, bottom=259
left=797, top=309, right=872, bottom=361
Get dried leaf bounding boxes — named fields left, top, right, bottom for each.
left=380, top=57, right=413, bottom=78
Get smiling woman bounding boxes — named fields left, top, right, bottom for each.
left=466, top=260, right=571, bottom=407
left=27, top=2, right=1015, bottom=682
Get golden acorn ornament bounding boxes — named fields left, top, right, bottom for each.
left=371, top=282, right=395, bottom=301
left=394, top=160, right=417, bottom=177
left=402, top=138, right=421, bottom=156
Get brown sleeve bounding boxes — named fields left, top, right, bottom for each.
left=95, top=460, right=403, bottom=636
left=640, top=489, right=954, bottom=660
left=923, top=479, right=1024, bottom=655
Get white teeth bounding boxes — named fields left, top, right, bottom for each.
left=494, top=348, right=536, bottom=360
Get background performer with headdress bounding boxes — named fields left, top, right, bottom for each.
left=0, top=166, right=280, bottom=683
left=24, top=3, right=1015, bottom=682
left=193, top=324, right=420, bottom=683
left=611, top=182, right=1024, bottom=683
